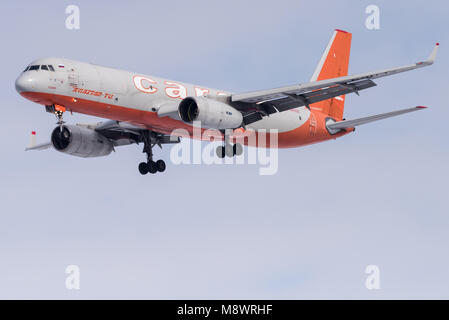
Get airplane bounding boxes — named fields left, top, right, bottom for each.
left=15, top=29, right=438, bottom=175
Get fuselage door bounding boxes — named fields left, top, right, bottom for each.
left=309, top=112, right=317, bottom=136
left=67, top=69, right=79, bottom=89
left=48, top=65, right=65, bottom=89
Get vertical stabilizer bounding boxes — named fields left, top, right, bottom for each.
left=310, top=29, right=352, bottom=120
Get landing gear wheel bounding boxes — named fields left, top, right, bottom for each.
left=225, top=144, right=234, bottom=157
left=156, top=160, right=166, bottom=172
left=147, top=161, right=157, bottom=174
left=233, top=143, right=243, bottom=156
left=138, top=162, right=148, bottom=175
left=216, top=146, right=225, bottom=158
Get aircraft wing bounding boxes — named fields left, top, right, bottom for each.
left=25, top=121, right=180, bottom=152
left=25, top=142, right=52, bottom=151
left=326, top=106, right=427, bottom=133
left=94, top=120, right=180, bottom=146
left=231, top=43, right=438, bottom=125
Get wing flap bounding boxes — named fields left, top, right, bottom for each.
left=237, top=79, right=376, bottom=125
left=300, top=79, right=376, bottom=105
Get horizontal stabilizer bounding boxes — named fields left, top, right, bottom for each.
left=326, top=106, right=427, bottom=133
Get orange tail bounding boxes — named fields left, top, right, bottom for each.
left=310, top=29, right=352, bottom=120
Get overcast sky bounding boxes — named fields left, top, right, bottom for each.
left=0, top=0, right=448, bottom=299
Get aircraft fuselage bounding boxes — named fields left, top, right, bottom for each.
left=15, top=57, right=350, bottom=148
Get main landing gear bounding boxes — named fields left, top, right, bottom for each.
left=216, top=143, right=243, bottom=158
left=216, top=134, right=243, bottom=158
left=138, top=131, right=166, bottom=175
left=138, top=159, right=166, bottom=175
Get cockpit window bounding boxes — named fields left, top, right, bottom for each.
left=22, top=64, right=55, bottom=72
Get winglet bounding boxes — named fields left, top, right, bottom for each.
left=426, top=43, right=439, bottom=64
left=25, top=131, right=52, bottom=151
left=29, top=131, right=37, bottom=148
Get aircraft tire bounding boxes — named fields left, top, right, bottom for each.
left=138, top=162, right=149, bottom=175
left=225, top=144, right=234, bottom=157
left=147, top=161, right=158, bottom=174
left=156, top=160, right=166, bottom=172
left=233, top=143, right=243, bottom=156
left=216, top=146, right=225, bottom=158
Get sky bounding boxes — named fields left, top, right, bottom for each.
left=0, top=0, right=448, bottom=299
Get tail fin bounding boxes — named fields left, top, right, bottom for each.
left=310, top=29, right=352, bottom=120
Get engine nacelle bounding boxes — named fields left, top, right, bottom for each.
left=178, top=96, right=243, bottom=129
left=51, top=125, right=113, bottom=158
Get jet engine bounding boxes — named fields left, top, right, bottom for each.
left=51, top=125, right=113, bottom=158
left=178, top=97, right=243, bottom=129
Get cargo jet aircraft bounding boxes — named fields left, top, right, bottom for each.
left=15, top=30, right=438, bottom=175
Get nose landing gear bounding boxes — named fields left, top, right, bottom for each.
left=46, top=104, right=67, bottom=131
left=55, top=109, right=65, bottom=129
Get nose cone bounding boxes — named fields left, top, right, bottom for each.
left=15, top=73, right=36, bottom=93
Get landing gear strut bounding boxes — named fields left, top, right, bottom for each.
left=46, top=104, right=66, bottom=131
left=138, top=131, right=166, bottom=175
left=55, top=109, right=65, bottom=130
